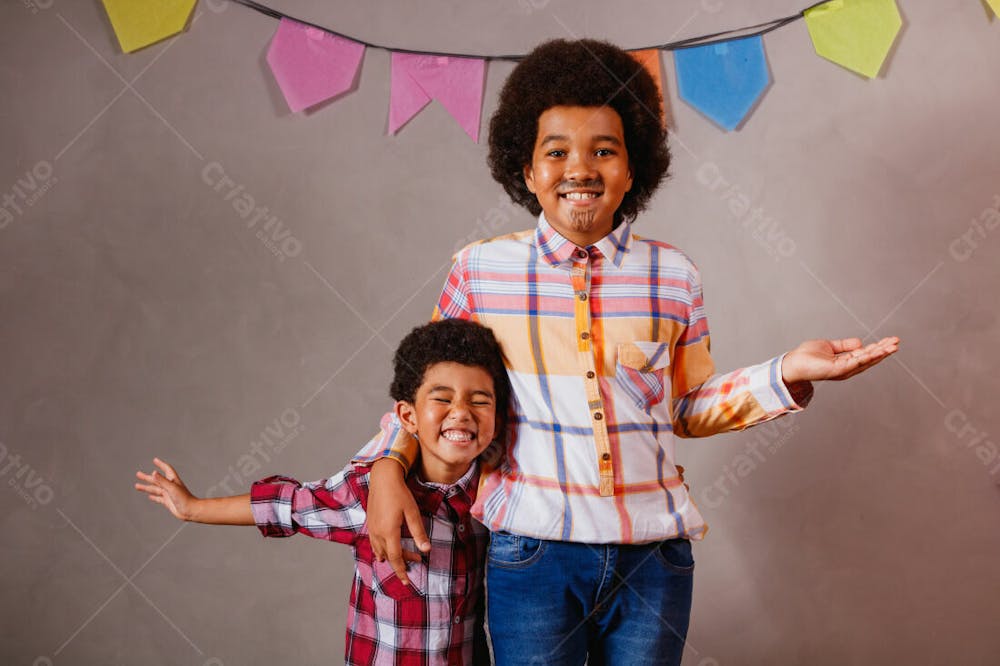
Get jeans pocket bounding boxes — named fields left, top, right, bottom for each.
left=488, top=531, right=547, bottom=568
left=615, top=341, right=671, bottom=412
left=653, top=538, right=695, bottom=575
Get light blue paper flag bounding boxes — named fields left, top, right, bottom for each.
left=674, top=36, right=770, bottom=131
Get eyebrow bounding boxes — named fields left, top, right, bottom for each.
left=539, top=134, right=623, bottom=147
left=427, top=385, right=495, bottom=398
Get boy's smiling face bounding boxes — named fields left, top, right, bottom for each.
left=396, top=362, right=497, bottom=485
left=523, top=105, right=634, bottom=248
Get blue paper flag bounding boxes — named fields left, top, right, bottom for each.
left=674, top=36, right=770, bottom=132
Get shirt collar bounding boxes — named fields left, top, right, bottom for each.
left=409, top=460, right=479, bottom=514
left=534, top=212, right=632, bottom=270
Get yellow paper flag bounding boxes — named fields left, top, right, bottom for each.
left=987, top=0, right=1000, bottom=17
left=101, top=0, right=197, bottom=53
left=804, top=0, right=902, bottom=78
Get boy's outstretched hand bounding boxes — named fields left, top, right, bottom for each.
left=135, top=458, right=198, bottom=521
left=781, top=336, right=900, bottom=384
left=134, top=458, right=254, bottom=525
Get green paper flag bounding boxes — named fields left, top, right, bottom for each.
left=101, top=0, right=197, bottom=53
left=804, top=0, right=902, bottom=78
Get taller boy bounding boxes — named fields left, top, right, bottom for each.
left=360, top=39, right=898, bottom=664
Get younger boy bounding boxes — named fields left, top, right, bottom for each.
left=134, top=319, right=509, bottom=666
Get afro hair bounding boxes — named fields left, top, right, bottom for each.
left=389, top=319, right=511, bottom=422
left=488, top=38, right=671, bottom=227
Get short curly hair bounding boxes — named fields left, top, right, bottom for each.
left=488, top=38, right=671, bottom=227
left=390, top=319, right=510, bottom=420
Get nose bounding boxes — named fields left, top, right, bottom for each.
left=564, top=150, right=597, bottom=182
left=448, top=398, right=473, bottom=422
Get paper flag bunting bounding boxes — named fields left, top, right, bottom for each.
left=266, top=19, right=365, bottom=113
left=674, top=36, right=770, bottom=131
left=389, top=53, right=486, bottom=142
left=804, top=0, right=902, bottom=78
left=987, top=0, right=1000, bottom=17
left=630, top=49, right=667, bottom=124
left=101, top=0, right=196, bottom=53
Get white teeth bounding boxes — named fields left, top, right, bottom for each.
left=563, top=192, right=599, bottom=200
left=442, top=430, right=474, bottom=442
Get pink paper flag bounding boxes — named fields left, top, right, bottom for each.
left=266, top=18, right=365, bottom=113
left=389, top=53, right=486, bottom=142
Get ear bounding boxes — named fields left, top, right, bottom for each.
left=523, top=164, right=537, bottom=194
left=626, top=163, right=634, bottom=192
left=395, top=400, right=419, bottom=435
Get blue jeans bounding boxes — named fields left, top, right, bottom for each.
left=486, top=532, right=694, bottom=665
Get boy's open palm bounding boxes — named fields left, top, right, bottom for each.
left=135, top=458, right=197, bottom=521
left=781, top=336, right=900, bottom=384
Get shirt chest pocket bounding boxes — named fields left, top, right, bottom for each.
left=372, top=537, right=428, bottom=600
left=615, top=341, right=671, bottom=412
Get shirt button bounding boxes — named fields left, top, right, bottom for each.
left=594, top=412, right=603, bottom=421
left=454, top=616, right=462, bottom=624
left=602, top=452, right=611, bottom=461
left=578, top=292, right=588, bottom=301
left=458, top=524, right=465, bottom=532
left=575, top=249, right=588, bottom=260
left=586, top=371, right=595, bottom=379
left=580, top=332, right=590, bottom=341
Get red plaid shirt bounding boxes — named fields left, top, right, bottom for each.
left=250, top=457, right=489, bottom=666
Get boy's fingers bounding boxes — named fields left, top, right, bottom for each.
left=385, top=545, right=411, bottom=586
left=370, top=536, right=386, bottom=562
left=846, top=343, right=883, bottom=363
left=837, top=350, right=891, bottom=380
left=402, top=505, right=431, bottom=553
left=860, top=342, right=896, bottom=364
left=137, top=470, right=169, bottom=485
left=401, top=550, right=424, bottom=564
left=150, top=470, right=176, bottom=489
left=836, top=336, right=897, bottom=368
left=829, top=338, right=862, bottom=353
left=153, top=458, right=178, bottom=481
left=860, top=354, right=891, bottom=372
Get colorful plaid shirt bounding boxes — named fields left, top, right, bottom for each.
left=356, top=213, right=812, bottom=544
left=250, top=456, right=489, bottom=666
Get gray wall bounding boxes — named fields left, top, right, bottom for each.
left=2, top=0, right=999, bottom=664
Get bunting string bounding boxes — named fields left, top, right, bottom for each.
left=228, top=0, right=831, bottom=58
left=229, top=0, right=527, bottom=60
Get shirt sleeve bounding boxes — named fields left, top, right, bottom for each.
left=350, top=412, right=420, bottom=474
left=250, top=464, right=366, bottom=545
left=431, top=252, right=476, bottom=322
left=351, top=254, right=477, bottom=471
left=670, top=264, right=813, bottom=438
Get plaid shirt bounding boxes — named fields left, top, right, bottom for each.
left=250, top=455, right=489, bottom=666
left=356, top=214, right=812, bottom=544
